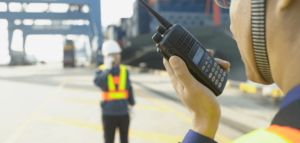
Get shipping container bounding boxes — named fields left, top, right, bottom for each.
left=148, top=0, right=170, bottom=6
left=150, top=0, right=214, bottom=13
left=194, top=3, right=205, bottom=12
left=221, top=8, right=229, bottom=14
left=152, top=1, right=171, bottom=11
left=123, top=0, right=230, bottom=38
left=149, top=12, right=217, bottom=32
left=182, top=4, right=194, bottom=12
left=170, top=3, right=182, bottom=11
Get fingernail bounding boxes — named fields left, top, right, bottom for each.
left=223, top=60, right=229, bottom=64
left=170, top=57, right=180, bottom=67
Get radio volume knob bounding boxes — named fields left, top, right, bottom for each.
left=157, top=26, right=166, bottom=35
left=152, top=33, right=163, bottom=44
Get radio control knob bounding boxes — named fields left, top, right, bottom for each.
left=157, top=26, right=166, bottom=35
left=157, top=48, right=162, bottom=56
left=152, top=33, right=163, bottom=44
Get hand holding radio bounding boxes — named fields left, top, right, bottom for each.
left=163, top=50, right=230, bottom=139
left=138, top=0, right=229, bottom=96
left=138, top=0, right=231, bottom=139
left=104, top=55, right=114, bottom=70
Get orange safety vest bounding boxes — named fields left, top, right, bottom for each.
left=99, top=64, right=129, bottom=101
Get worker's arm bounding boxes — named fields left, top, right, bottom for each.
left=94, top=69, right=111, bottom=88
left=126, top=70, right=135, bottom=106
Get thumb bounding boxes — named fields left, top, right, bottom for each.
left=169, top=56, right=197, bottom=89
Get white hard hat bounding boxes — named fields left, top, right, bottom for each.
left=102, top=40, right=122, bottom=56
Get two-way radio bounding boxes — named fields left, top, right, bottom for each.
left=138, top=0, right=229, bottom=96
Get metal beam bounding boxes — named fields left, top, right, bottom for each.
left=3, top=0, right=103, bottom=51
left=19, top=25, right=88, bottom=30
left=22, top=30, right=88, bottom=35
left=0, top=12, right=90, bottom=20
left=5, top=0, right=103, bottom=65
left=1, top=0, right=93, bottom=4
left=21, top=25, right=92, bottom=45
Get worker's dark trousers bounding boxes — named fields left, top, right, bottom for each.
left=102, top=114, right=130, bottom=143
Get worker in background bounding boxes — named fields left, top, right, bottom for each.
left=163, top=0, right=300, bottom=142
left=94, top=40, right=135, bottom=143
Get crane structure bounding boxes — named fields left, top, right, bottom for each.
left=0, top=0, right=103, bottom=65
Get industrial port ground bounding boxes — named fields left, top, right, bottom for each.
left=0, top=63, right=280, bottom=143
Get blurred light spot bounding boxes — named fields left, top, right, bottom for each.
left=49, top=3, right=69, bottom=13
left=14, top=19, right=22, bottom=25
left=62, top=20, right=73, bottom=25
left=11, top=29, right=23, bottom=52
left=9, top=2, right=22, bottom=12
left=34, top=19, right=52, bottom=25
left=73, top=20, right=85, bottom=25
left=69, top=5, right=80, bottom=12
left=52, top=20, right=61, bottom=25
left=85, top=20, right=90, bottom=25
left=0, top=2, right=7, bottom=12
left=23, top=19, right=34, bottom=25
left=82, top=5, right=89, bottom=13
left=26, top=3, right=48, bottom=13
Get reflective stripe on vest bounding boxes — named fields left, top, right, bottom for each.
left=266, top=125, right=300, bottom=143
left=99, top=64, right=128, bottom=101
left=232, top=128, right=291, bottom=143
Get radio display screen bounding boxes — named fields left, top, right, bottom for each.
left=192, top=44, right=205, bottom=65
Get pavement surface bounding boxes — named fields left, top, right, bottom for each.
left=0, top=63, right=280, bottom=143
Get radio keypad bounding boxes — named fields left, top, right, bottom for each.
left=209, top=73, right=212, bottom=78
left=211, top=67, right=215, bottom=72
left=218, top=74, right=221, bottom=79
left=218, top=83, right=222, bottom=88
left=207, top=59, right=227, bottom=90
left=214, top=62, right=217, bottom=67
left=214, top=71, right=218, bottom=76
left=201, top=54, right=227, bottom=90
left=200, top=54, right=213, bottom=76
left=215, top=79, right=219, bottom=85
left=212, top=76, right=216, bottom=82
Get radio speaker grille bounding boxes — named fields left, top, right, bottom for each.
left=176, top=32, right=195, bottom=55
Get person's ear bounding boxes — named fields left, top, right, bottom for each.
left=277, top=0, right=296, bottom=12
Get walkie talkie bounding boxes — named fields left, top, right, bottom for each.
left=138, top=0, right=229, bottom=96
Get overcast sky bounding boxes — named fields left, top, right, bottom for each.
left=101, top=0, right=136, bottom=27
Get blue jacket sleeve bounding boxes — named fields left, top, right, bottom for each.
left=182, top=130, right=217, bottom=143
left=94, top=69, right=111, bottom=89
left=126, top=70, right=135, bottom=106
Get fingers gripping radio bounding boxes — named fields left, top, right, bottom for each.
left=138, top=0, right=229, bottom=96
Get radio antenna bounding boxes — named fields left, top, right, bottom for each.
left=138, top=0, right=172, bottom=29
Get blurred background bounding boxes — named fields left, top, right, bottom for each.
left=0, top=0, right=284, bottom=143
